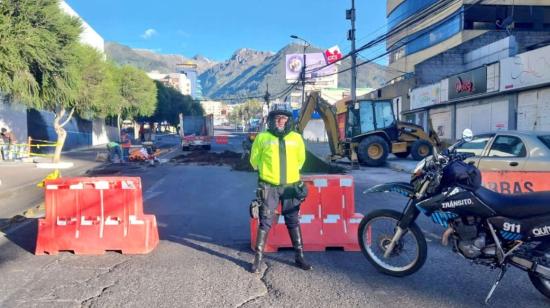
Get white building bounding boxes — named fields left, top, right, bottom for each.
left=201, top=100, right=226, bottom=126
left=59, top=1, right=104, bottom=53
left=147, top=71, right=192, bottom=96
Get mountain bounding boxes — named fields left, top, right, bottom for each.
left=105, top=41, right=217, bottom=74
left=105, top=41, right=398, bottom=99
left=199, top=44, right=398, bottom=99
left=199, top=48, right=274, bottom=98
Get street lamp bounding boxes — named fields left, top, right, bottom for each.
left=290, top=35, right=310, bottom=107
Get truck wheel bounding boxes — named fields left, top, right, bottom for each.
left=358, top=136, right=389, bottom=167
left=203, top=145, right=211, bottom=151
left=394, top=150, right=410, bottom=159
left=411, top=140, right=433, bottom=161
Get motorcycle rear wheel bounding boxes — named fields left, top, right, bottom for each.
left=528, top=242, right=550, bottom=299
left=358, top=209, right=427, bottom=277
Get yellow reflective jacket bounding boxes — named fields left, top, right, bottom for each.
left=249, top=131, right=306, bottom=185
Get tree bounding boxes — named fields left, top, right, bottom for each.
left=228, top=100, right=263, bottom=126
left=141, top=81, right=203, bottom=126
left=0, top=1, right=158, bottom=162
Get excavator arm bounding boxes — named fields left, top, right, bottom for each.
left=296, top=92, right=342, bottom=157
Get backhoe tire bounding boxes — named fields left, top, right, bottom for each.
left=394, top=150, right=410, bottom=159
left=358, top=136, right=389, bottom=167
left=410, top=140, right=433, bottom=161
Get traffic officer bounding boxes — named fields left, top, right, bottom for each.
left=249, top=103, right=312, bottom=273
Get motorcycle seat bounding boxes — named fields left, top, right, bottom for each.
left=474, top=186, right=550, bottom=219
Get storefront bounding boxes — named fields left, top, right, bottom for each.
left=500, top=45, right=550, bottom=132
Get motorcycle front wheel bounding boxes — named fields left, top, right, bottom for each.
left=528, top=242, right=550, bottom=299
left=358, top=209, right=427, bottom=277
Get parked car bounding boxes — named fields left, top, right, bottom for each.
left=455, top=130, right=550, bottom=171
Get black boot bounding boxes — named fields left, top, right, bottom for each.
left=251, top=229, right=268, bottom=274
left=288, top=227, right=312, bottom=271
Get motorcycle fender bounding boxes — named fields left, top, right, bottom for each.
left=363, top=182, right=414, bottom=197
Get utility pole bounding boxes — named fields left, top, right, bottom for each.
left=263, top=83, right=271, bottom=110
left=347, top=0, right=357, bottom=109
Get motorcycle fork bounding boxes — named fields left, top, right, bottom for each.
left=384, top=200, right=420, bottom=258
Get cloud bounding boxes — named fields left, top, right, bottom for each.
left=141, top=28, right=157, bottom=39
left=176, top=30, right=191, bottom=38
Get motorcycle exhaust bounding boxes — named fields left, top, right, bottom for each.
left=511, top=256, right=550, bottom=280
left=442, top=227, right=453, bottom=246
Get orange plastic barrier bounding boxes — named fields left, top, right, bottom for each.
left=215, top=135, right=228, bottom=144
left=482, top=171, right=550, bottom=194
left=36, top=177, right=159, bottom=255
left=250, top=175, right=363, bottom=252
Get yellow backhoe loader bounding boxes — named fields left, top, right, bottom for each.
left=296, top=91, right=441, bottom=167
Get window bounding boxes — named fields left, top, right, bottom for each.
left=488, top=135, right=526, bottom=158
left=456, top=134, right=493, bottom=156
left=387, top=0, right=439, bottom=30
left=404, top=13, right=463, bottom=55
left=374, top=102, right=395, bottom=129
left=538, top=135, right=550, bottom=150
left=359, top=101, right=374, bottom=133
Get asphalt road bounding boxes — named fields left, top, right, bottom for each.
left=0, top=132, right=548, bottom=307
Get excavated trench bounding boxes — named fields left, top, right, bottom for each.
left=171, top=150, right=346, bottom=174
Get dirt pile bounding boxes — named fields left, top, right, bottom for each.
left=171, top=151, right=253, bottom=171
left=171, top=150, right=345, bottom=174
left=302, top=151, right=346, bottom=174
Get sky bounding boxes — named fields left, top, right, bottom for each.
left=65, top=0, right=389, bottom=62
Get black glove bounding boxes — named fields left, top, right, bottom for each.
left=294, top=181, right=308, bottom=202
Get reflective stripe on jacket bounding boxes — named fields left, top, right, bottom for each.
left=249, top=131, right=306, bottom=185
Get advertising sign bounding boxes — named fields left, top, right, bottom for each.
left=448, top=66, right=487, bottom=100
left=410, top=82, right=442, bottom=110
left=324, top=46, right=342, bottom=64
left=500, top=45, right=550, bottom=91
left=285, top=53, right=337, bottom=84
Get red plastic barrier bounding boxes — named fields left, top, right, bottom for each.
left=250, top=175, right=363, bottom=252
left=215, top=135, right=228, bottom=144
left=36, top=177, right=159, bottom=255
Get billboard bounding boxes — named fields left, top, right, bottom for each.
left=500, top=45, right=550, bottom=91
left=285, top=52, right=338, bottom=85
left=448, top=66, right=487, bottom=100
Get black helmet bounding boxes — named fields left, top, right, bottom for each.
left=267, top=103, right=293, bottom=137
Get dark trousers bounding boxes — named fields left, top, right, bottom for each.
left=258, top=183, right=301, bottom=231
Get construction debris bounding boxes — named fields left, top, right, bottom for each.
left=171, top=150, right=346, bottom=174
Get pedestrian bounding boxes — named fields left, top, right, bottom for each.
left=139, top=124, right=145, bottom=142
left=120, top=130, right=131, bottom=162
left=106, top=141, right=123, bottom=163
left=1, top=128, right=17, bottom=160
left=249, top=103, right=312, bottom=273
left=0, top=131, right=6, bottom=161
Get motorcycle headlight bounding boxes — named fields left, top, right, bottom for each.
left=413, top=156, right=430, bottom=177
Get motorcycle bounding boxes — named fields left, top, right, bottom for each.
left=358, top=129, right=550, bottom=303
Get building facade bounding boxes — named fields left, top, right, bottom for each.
left=177, top=62, right=203, bottom=99
left=387, top=0, right=550, bottom=73
left=147, top=71, right=192, bottom=96
left=200, top=100, right=227, bottom=126
left=409, top=43, right=550, bottom=144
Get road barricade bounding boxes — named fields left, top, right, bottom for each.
left=482, top=171, right=550, bottom=194
left=215, top=135, right=229, bottom=144
left=250, top=175, right=363, bottom=252
left=35, top=177, right=159, bottom=255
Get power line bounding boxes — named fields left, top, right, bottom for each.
left=305, top=0, right=461, bottom=75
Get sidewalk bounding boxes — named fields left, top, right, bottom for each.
left=0, top=146, right=107, bottom=221
left=0, top=136, right=181, bottom=226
